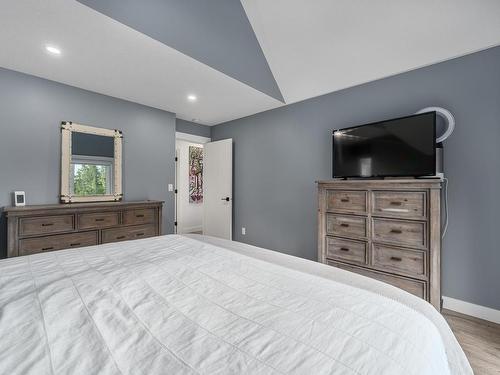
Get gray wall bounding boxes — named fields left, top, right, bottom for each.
left=0, top=68, right=176, bottom=258
left=176, top=119, right=212, bottom=138
left=213, top=46, right=500, bottom=310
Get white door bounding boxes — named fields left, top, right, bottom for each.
left=203, top=139, right=232, bottom=239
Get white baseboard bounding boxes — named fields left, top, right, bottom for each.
left=442, top=296, right=500, bottom=324
left=180, top=225, right=202, bottom=234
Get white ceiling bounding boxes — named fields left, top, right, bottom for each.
left=1, top=1, right=500, bottom=125
left=242, top=0, right=500, bottom=104
left=0, top=0, right=282, bottom=125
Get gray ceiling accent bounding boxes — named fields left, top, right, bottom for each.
left=76, top=0, right=284, bottom=102
left=176, top=119, right=211, bottom=138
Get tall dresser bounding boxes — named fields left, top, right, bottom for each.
left=5, top=200, right=163, bottom=258
left=317, top=179, right=442, bottom=310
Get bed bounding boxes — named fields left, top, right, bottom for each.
left=0, top=234, right=472, bottom=374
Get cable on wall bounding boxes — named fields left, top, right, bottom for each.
left=442, top=177, right=449, bottom=240
left=415, top=107, right=455, bottom=241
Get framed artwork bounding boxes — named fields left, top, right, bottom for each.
left=189, top=146, right=203, bottom=203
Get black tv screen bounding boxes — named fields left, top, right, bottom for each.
left=332, top=112, right=436, bottom=178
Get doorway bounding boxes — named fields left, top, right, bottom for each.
left=175, top=132, right=210, bottom=234
left=174, top=132, right=233, bottom=239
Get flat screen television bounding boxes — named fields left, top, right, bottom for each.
left=332, top=112, right=436, bottom=178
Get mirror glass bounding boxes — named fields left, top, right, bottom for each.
left=70, top=132, right=115, bottom=196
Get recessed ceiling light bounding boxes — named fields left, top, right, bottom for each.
left=45, top=45, right=61, bottom=55
left=187, top=94, right=197, bottom=102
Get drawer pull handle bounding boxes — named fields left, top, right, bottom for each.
left=136, top=214, right=145, bottom=218
left=136, top=233, right=145, bottom=237
left=390, top=229, right=402, bottom=234
left=340, top=247, right=350, bottom=252
left=116, top=235, right=126, bottom=239
left=70, top=243, right=80, bottom=247
left=340, top=198, right=350, bottom=203
left=390, top=256, right=402, bottom=262
left=390, top=201, right=403, bottom=206
left=340, top=223, right=350, bottom=227
left=42, top=247, right=54, bottom=251
left=95, top=218, right=105, bottom=222
left=41, top=223, right=54, bottom=227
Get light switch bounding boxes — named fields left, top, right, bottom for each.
left=168, top=184, right=174, bottom=192
left=242, top=227, right=246, bottom=235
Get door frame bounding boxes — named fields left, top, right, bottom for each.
left=174, top=132, right=211, bottom=234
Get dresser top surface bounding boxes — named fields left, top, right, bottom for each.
left=316, top=178, right=442, bottom=189
left=3, top=200, right=163, bottom=215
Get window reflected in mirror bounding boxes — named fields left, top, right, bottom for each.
left=71, top=159, right=113, bottom=196
left=70, top=133, right=114, bottom=196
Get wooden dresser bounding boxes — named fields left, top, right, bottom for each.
left=317, top=179, right=442, bottom=309
left=5, top=201, right=163, bottom=258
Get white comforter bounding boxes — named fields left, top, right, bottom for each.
left=0, top=235, right=472, bottom=375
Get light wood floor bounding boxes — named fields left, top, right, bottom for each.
left=443, top=310, right=500, bottom=374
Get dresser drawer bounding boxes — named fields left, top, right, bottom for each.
left=372, top=218, right=427, bottom=249
left=123, top=208, right=155, bottom=226
left=327, top=214, right=367, bottom=239
left=327, top=260, right=427, bottom=299
left=326, top=190, right=367, bottom=214
left=372, top=244, right=426, bottom=279
left=102, top=224, right=156, bottom=244
left=19, top=215, right=74, bottom=236
left=19, top=231, right=98, bottom=256
left=372, top=191, right=427, bottom=219
left=326, top=237, right=367, bottom=265
left=78, top=212, right=120, bottom=230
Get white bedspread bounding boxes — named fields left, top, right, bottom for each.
left=0, top=235, right=472, bottom=375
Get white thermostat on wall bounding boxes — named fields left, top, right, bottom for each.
left=13, top=191, right=26, bottom=207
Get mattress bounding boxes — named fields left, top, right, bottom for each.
left=0, top=234, right=472, bottom=374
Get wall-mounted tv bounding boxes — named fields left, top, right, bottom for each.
left=332, top=112, right=436, bottom=178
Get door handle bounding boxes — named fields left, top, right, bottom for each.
left=221, top=197, right=230, bottom=202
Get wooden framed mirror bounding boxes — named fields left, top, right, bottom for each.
left=60, top=121, right=123, bottom=203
